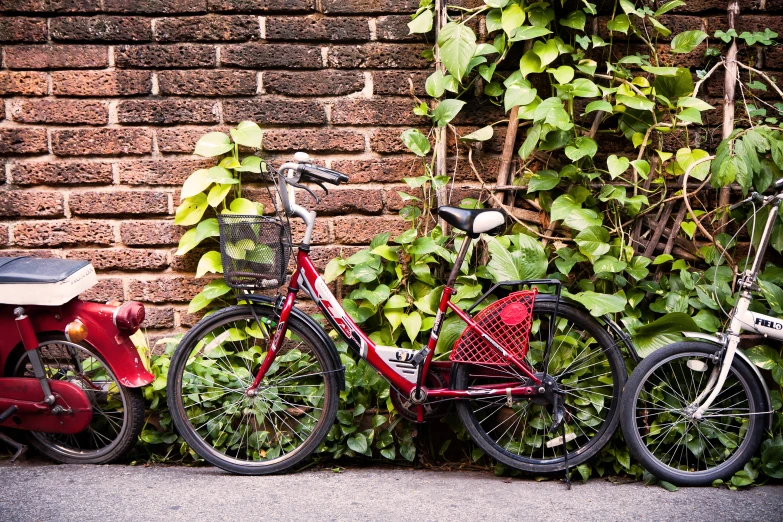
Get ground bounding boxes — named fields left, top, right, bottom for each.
left=1, top=460, right=781, bottom=521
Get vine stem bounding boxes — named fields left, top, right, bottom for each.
left=680, top=155, right=735, bottom=268
left=735, top=61, right=783, bottom=100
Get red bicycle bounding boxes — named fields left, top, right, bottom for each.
left=166, top=154, right=627, bottom=476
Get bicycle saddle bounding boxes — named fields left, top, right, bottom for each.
left=437, top=206, right=506, bottom=237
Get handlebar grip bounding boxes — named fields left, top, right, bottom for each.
left=302, top=165, right=349, bottom=185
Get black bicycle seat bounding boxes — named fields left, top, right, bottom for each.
left=437, top=206, right=507, bottom=237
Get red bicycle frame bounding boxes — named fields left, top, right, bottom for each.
left=248, top=246, right=541, bottom=402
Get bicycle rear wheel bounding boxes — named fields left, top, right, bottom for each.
left=167, top=304, right=339, bottom=475
left=620, top=342, right=766, bottom=486
left=454, top=300, right=625, bottom=473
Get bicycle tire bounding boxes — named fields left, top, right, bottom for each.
left=454, top=300, right=626, bottom=473
left=167, top=305, right=339, bottom=475
left=12, top=334, right=145, bottom=464
left=620, top=341, right=766, bottom=486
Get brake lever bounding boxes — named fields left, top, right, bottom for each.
left=311, top=180, right=330, bottom=195
left=287, top=180, right=320, bottom=204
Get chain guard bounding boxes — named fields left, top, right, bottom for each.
left=390, top=372, right=448, bottom=423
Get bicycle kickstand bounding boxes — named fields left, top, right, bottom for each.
left=0, top=431, right=28, bottom=463
left=562, top=421, right=571, bottom=490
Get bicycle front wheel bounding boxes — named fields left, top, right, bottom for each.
left=167, top=304, right=339, bottom=475
left=620, top=341, right=766, bottom=486
left=454, top=300, right=626, bottom=474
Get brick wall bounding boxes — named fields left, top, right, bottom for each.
left=0, top=0, right=781, bottom=335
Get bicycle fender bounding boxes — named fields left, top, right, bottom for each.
left=243, top=296, right=345, bottom=391
left=682, top=333, right=773, bottom=430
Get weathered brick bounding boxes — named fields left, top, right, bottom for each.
left=0, top=17, right=47, bottom=42
left=104, top=0, right=207, bottom=13
left=266, top=16, right=370, bottom=41
left=170, top=246, right=209, bottom=272
left=377, top=15, right=429, bottom=41
left=5, top=45, right=108, bottom=69
left=385, top=184, right=482, bottom=212
left=158, top=69, right=257, bottom=96
left=0, top=129, right=48, bottom=155
left=128, top=276, right=206, bottom=302
left=263, top=70, right=364, bottom=96
left=308, top=245, right=360, bottom=271
left=0, top=249, right=60, bottom=258
left=291, top=219, right=330, bottom=245
left=208, top=0, right=313, bottom=11
left=333, top=216, right=407, bottom=245
left=0, top=71, right=48, bottom=96
left=119, top=159, right=215, bottom=185
left=320, top=0, right=418, bottom=13
left=115, top=44, right=216, bottom=68
left=766, top=46, right=783, bottom=70
left=51, top=129, right=153, bottom=156
left=79, top=278, right=124, bottom=302
left=13, top=220, right=114, bottom=246
left=370, top=127, right=429, bottom=154
left=263, top=129, right=365, bottom=152
left=156, top=127, right=225, bottom=152
left=10, top=99, right=108, bottom=125
left=0, top=0, right=100, bottom=12
left=332, top=98, right=426, bottom=126
left=66, top=248, right=169, bottom=270
left=117, top=99, right=219, bottom=124
left=154, top=15, right=259, bottom=42
left=327, top=44, right=430, bottom=69
left=372, top=70, right=429, bottom=96
left=301, top=187, right=383, bottom=215
left=0, top=191, right=64, bottom=217
left=451, top=100, right=505, bottom=125
left=52, top=70, right=152, bottom=96
left=69, top=191, right=169, bottom=216
left=223, top=99, right=325, bottom=124
left=0, top=225, right=8, bottom=246
left=330, top=157, right=424, bottom=184
left=51, top=16, right=152, bottom=42
left=11, top=162, right=114, bottom=185
left=140, top=306, right=176, bottom=328
left=120, top=220, right=183, bottom=245
left=221, top=43, right=322, bottom=68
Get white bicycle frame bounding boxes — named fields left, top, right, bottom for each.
left=692, top=194, right=782, bottom=419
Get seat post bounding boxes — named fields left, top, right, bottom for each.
left=445, top=235, right=472, bottom=289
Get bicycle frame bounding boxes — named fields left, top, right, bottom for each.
left=692, top=194, right=782, bottom=418
left=246, top=162, right=545, bottom=405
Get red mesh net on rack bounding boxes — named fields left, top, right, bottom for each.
left=450, top=290, right=537, bottom=365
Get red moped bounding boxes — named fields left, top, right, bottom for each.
left=0, top=257, right=152, bottom=464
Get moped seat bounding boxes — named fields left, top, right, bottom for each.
left=0, top=257, right=98, bottom=306
left=437, top=206, right=507, bottom=237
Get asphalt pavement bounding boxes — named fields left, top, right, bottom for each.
left=1, top=460, right=781, bottom=521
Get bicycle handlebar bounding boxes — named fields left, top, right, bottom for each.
left=728, top=178, right=783, bottom=211
left=276, top=154, right=351, bottom=217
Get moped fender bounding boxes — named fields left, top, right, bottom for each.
left=32, top=300, right=153, bottom=388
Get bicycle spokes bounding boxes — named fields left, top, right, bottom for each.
left=181, top=317, right=328, bottom=462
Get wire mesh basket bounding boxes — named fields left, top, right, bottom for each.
left=218, top=214, right=292, bottom=290
left=450, top=290, right=537, bottom=365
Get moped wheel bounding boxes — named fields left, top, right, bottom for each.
left=12, top=334, right=145, bottom=464
left=620, top=342, right=766, bottom=486
left=167, top=305, right=339, bottom=475
left=454, top=300, right=626, bottom=474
